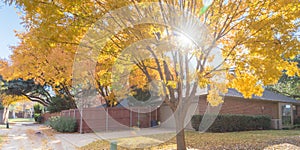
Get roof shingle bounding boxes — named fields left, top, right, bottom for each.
left=225, top=88, right=300, bottom=104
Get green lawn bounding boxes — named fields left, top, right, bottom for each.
left=80, top=130, right=300, bottom=150
left=8, top=118, right=35, bottom=123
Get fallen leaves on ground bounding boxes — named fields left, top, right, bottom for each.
left=264, top=143, right=300, bottom=150
left=80, top=130, right=300, bottom=150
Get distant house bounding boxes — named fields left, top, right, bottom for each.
left=159, top=88, right=300, bottom=129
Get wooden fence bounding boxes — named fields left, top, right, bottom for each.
left=43, top=107, right=160, bottom=133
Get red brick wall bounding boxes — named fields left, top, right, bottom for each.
left=198, top=95, right=279, bottom=119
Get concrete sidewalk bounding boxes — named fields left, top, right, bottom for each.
left=1, top=123, right=65, bottom=150
left=0, top=122, right=175, bottom=150
left=55, top=127, right=176, bottom=149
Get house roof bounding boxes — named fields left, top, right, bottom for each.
left=225, top=88, right=300, bottom=104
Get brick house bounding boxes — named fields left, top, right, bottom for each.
left=160, top=88, right=300, bottom=129
left=44, top=88, right=299, bottom=132
left=200, top=89, right=300, bottom=129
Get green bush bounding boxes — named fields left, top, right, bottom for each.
left=0, top=103, right=4, bottom=110
left=34, top=104, right=43, bottom=114
left=191, top=114, right=271, bottom=132
left=34, top=113, right=44, bottom=123
left=48, top=116, right=77, bottom=133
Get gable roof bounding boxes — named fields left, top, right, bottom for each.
left=225, top=88, right=300, bottom=104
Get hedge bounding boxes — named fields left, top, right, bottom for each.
left=47, top=116, right=77, bottom=133
left=191, top=114, right=271, bottom=132
left=34, top=113, right=44, bottom=123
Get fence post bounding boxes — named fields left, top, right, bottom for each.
left=106, top=108, right=109, bottom=131
left=149, top=107, right=151, bottom=127
left=138, top=108, right=140, bottom=127
left=80, top=108, right=83, bottom=134
left=73, top=109, right=76, bottom=119
left=130, top=108, right=132, bottom=127
left=156, top=108, right=158, bottom=121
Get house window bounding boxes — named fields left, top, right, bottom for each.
left=293, top=105, right=297, bottom=116
left=282, top=104, right=292, bottom=126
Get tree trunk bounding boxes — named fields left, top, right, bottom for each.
left=2, top=106, right=9, bottom=124
left=176, top=128, right=186, bottom=150
left=175, top=112, right=187, bottom=150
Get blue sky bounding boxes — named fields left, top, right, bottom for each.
left=0, top=3, right=24, bottom=60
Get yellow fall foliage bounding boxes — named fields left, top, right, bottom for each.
left=2, top=0, right=299, bottom=107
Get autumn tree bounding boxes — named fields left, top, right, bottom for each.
left=75, top=1, right=300, bottom=149
left=0, top=84, right=27, bottom=124
left=1, top=58, right=76, bottom=109
left=268, top=55, right=300, bottom=100
left=4, top=0, right=300, bottom=149
left=0, top=31, right=77, bottom=108
left=2, top=0, right=132, bottom=107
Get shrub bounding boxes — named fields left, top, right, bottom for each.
left=34, top=113, right=39, bottom=121
left=0, top=103, right=4, bottom=110
left=191, top=114, right=271, bottom=132
left=34, top=113, right=44, bottom=123
left=34, top=104, right=43, bottom=114
left=48, top=116, right=77, bottom=132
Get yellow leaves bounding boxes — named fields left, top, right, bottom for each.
left=286, top=69, right=296, bottom=77
left=206, top=78, right=228, bottom=107
left=197, top=66, right=214, bottom=88
left=214, top=0, right=299, bottom=95
left=167, top=80, right=177, bottom=89
left=0, top=94, right=27, bottom=106
left=49, top=43, right=56, bottom=48
left=285, top=62, right=299, bottom=77
left=207, top=55, right=215, bottom=63
left=229, top=73, right=264, bottom=99
left=191, top=50, right=202, bottom=58
left=54, top=80, right=61, bottom=86
left=207, top=88, right=224, bottom=107
left=0, top=59, right=8, bottom=73
left=198, top=77, right=210, bottom=88
left=105, top=92, right=118, bottom=107
left=6, top=0, right=298, bottom=111
left=6, top=34, right=76, bottom=95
